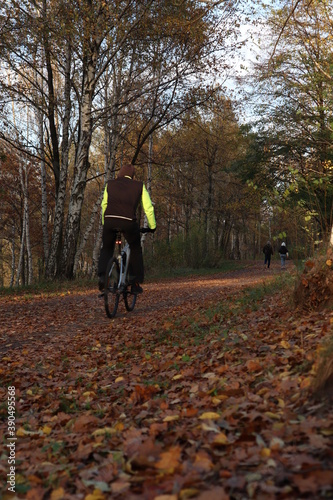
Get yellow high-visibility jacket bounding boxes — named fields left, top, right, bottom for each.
left=101, top=176, right=156, bottom=229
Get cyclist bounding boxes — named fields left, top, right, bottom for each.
left=98, top=163, right=156, bottom=294
left=263, top=240, right=273, bottom=269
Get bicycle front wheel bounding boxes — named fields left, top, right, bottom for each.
left=124, top=290, right=137, bottom=312
left=104, top=258, right=120, bottom=318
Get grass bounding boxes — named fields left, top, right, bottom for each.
left=0, top=277, right=96, bottom=297
left=174, top=270, right=297, bottom=345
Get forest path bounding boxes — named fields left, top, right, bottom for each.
left=0, top=261, right=279, bottom=353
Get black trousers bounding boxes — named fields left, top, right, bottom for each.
left=98, top=218, right=144, bottom=283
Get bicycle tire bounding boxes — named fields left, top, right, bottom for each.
left=124, top=290, right=137, bottom=312
left=104, top=258, right=120, bottom=318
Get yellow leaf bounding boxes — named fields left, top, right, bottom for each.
left=115, top=376, right=124, bottom=383
left=50, top=487, right=65, bottom=500
left=280, top=340, right=290, bottom=349
left=278, top=398, right=285, bottom=408
left=321, top=429, right=333, bottom=436
left=179, top=489, right=200, bottom=500
left=213, top=432, right=229, bottom=445
left=264, top=412, right=281, bottom=421
left=42, top=425, right=52, bottom=435
left=172, top=374, right=182, bottom=380
left=84, top=489, right=106, bottom=500
left=326, top=259, right=332, bottom=267
left=212, top=396, right=225, bottom=405
left=300, top=377, right=311, bottom=389
left=199, top=412, right=220, bottom=420
left=16, top=427, right=41, bottom=437
left=260, top=448, right=271, bottom=458
left=163, top=415, right=179, bottom=422
left=92, top=427, right=117, bottom=437
left=16, top=427, right=27, bottom=437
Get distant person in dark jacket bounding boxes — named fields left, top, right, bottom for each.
left=278, top=242, right=289, bottom=269
left=98, top=164, right=156, bottom=294
left=263, top=241, right=273, bottom=269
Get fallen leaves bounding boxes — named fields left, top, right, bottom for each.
left=0, top=264, right=332, bottom=499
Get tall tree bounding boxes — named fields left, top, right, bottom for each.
left=249, top=0, right=333, bottom=247
left=0, top=0, right=244, bottom=280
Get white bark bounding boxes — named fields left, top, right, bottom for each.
left=16, top=155, right=33, bottom=285
left=16, top=162, right=26, bottom=285
left=73, top=74, right=120, bottom=276
left=10, top=224, right=15, bottom=287
left=38, top=111, right=49, bottom=263
left=45, top=42, right=72, bottom=278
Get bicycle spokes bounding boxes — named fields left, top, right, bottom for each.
left=104, top=259, right=120, bottom=318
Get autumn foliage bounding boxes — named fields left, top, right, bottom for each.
left=0, top=262, right=332, bottom=499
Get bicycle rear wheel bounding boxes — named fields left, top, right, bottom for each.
left=104, top=258, right=120, bottom=318
left=124, top=289, right=137, bottom=312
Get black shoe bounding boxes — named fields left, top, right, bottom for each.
left=131, top=283, right=143, bottom=294
left=98, top=275, right=105, bottom=292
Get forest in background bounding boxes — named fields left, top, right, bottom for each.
left=0, top=0, right=332, bottom=287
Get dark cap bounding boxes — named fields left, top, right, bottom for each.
left=118, top=164, right=135, bottom=179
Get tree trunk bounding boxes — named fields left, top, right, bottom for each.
left=24, top=165, right=33, bottom=284
left=45, top=41, right=72, bottom=278
left=16, top=173, right=26, bottom=286
left=38, top=110, right=49, bottom=264
left=74, top=75, right=120, bottom=276
left=10, top=226, right=15, bottom=288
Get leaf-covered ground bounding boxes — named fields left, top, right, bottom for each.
left=0, top=262, right=332, bottom=500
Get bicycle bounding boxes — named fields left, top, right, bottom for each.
left=103, top=227, right=153, bottom=318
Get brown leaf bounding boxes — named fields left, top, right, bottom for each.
left=155, top=446, right=182, bottom=473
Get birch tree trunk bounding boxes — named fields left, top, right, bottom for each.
left=73, top=74, right=120, bottom=276
left=10, top=224, right=15, bottom=287
left=38, top=109, right=49, bottom=263
left=59, top=57, right=96, bottom=278
left=24, top=164, right=33, bottom=284
left=16, top=162, right=27, bottom=285
left=45, top=41, right=72, bottom=278
left=16, top=154, right=33, bottom=285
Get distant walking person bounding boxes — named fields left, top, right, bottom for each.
left=263, top=241, right=273, bottom=269
left=278, top=242, right=289, bottom=269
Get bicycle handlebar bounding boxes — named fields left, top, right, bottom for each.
left=140, top=227, right=155, bottom=233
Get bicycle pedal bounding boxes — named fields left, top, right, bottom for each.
left=98, top=292, right=104, bottom=298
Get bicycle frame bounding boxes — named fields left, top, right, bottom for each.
left=103, top=227, right=152, bottom=318
left=115, top=235, right=131, bottom=289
